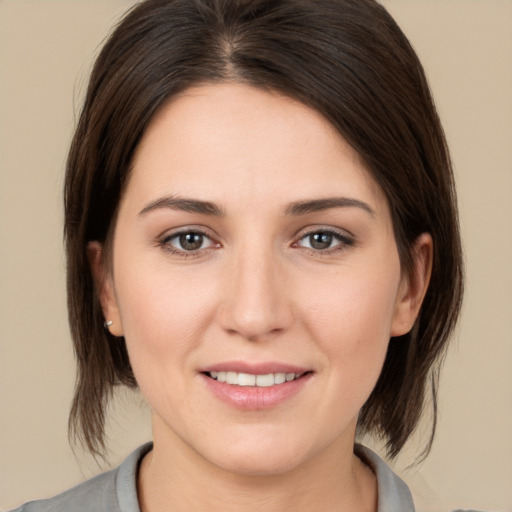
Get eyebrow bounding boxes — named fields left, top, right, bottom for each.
left=285, top=197, right=375, bottom=217
left=139, top=196, right=225, bottom=217
left=138, top=195, right=375, bottom=219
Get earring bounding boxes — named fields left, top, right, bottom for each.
left=104, top=320, right=113, bottom=329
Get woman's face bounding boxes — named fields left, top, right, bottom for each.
left=95, top=83, right=427, bottom=476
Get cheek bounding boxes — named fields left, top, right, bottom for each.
left=298, top=260, right=401, bottom=377
left=304, top=274, right=397, bottom=338
left=112, top=257, right=219, bottom=381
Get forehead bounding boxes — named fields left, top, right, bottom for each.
left=126, top=82, right=387, bottom=215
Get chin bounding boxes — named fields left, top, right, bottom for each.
left=200, top=431, right=319, bottom=477
left=214, top=450, right=306, bottom=477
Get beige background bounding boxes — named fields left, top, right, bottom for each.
left=1, top=0, right=511, bottom=510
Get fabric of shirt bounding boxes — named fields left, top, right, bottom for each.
left=10, top=443, right=416, bottom=511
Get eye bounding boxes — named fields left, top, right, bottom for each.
left=295, top=229, right=353, bottom=252
left=162, top=230, right=216, bottom=253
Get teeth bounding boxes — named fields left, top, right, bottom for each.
left=274, top=373, right=286, bottom=384
left=256, top=374, right=274, bottom=387
left=208, top=371, right=302, bottom=387
left=237, top=373, right=256, bottom=386
left=226, top=371, right=238, bottom=384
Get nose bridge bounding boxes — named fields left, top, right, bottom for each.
left=219, top=239, right=292, bottom=340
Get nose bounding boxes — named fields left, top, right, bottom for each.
left=218, top=245, right=294, bottom=341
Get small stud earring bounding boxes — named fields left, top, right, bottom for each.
left=104, top=320, right=113, bottom=329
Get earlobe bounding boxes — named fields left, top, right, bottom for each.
left=86, top=241, right=124, bottom=337
left=390, top=233, right=433, bottom=337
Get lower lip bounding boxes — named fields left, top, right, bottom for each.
left=200, top=373, right=313, bottom=410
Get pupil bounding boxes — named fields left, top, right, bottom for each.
left=310, top=232, right=332, bottom=250
left=180, top=233, right=203, bottom=250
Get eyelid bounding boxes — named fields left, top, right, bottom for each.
left=158, top=226, right=221, bottom=256
left=292, top=226, right=356, bottom=253
left=293, top=220, right=355, bottom=236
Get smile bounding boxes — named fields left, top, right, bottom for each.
left=201, top=368, right=313, bottom=410
left=206, top=371, right=303, bottom=387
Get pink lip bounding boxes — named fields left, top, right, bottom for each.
left=201, top=361, right=309, bottom=375
left=199, top=361, right=313, bottom=411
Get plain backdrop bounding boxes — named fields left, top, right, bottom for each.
left=1, top=1, right=511, bottom=511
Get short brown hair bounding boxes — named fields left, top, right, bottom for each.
left=65, top=0, right=463, bottom=459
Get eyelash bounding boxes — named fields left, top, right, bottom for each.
left=158, top=228, right=354, bottom=257
left=293, top=229, right=355, bottom=255
left=159, top=229, right=218, bottom=257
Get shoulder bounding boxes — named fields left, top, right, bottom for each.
left=10, top=468, right=118, bottom=512
left=354, top=444, right=416, bottom=512
left=8, top=443, right=152, bottom=512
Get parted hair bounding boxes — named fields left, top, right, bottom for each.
left=65, top=0, right=463, bottom=459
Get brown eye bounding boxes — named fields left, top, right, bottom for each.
left=309, top=232, right=333, bottom=250
left=179, top=232, right=205, bottom=251
left=164, top=230, right=214, bottom=253
left=296, top=229, right=353, bottom=252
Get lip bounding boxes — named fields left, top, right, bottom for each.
left=201, top=361, right=309, bottom=375
left=199, top=361, right=313, bottom=411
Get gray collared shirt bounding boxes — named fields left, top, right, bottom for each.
left=11, top=443, right=415, bottom=511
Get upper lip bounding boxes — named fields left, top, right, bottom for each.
left=200, top=361, right=311, bottom=375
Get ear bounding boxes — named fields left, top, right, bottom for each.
left=87, top=241, right=124, bottom=337
left=391, top=233, right=433, bottom=337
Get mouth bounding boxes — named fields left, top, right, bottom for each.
left=199, top=362, right=313, bottom=409
left=204, top=371, right=308, bottom=387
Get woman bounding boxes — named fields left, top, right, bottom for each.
left=11, top=0, right=463, bottom=510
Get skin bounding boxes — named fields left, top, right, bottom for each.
left=89, top=83, right=432, bottom=512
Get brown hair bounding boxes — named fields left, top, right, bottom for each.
left=65, top=0, right=463, bottom=459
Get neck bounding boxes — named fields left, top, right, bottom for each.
left=138, top=424, right=377, bottom=512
